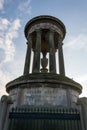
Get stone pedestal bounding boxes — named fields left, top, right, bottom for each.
left=6, top=73, right=82, bottom=108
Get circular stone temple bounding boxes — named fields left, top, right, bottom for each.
left=6, top=15, right=82, bottom=107
left=24, top=15, right=66, bottom=74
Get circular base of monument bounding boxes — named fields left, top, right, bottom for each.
left=6, top=73, right=82, bottom=107
left=6, top=73, right=82, bottom=94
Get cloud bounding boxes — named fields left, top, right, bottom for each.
left=0, top=87, right=7, bottom=98
left=0, top=0, right=4, bottom=10
left=18, top=0, right=31, bottom=14
left=0, top=68, right=13, bottom=87
left=0, top=18, right=21, bottom=63
left=65, top=34, right=87, bottom=51
left=0, top=17, right=21, bottom=98
left=74, top=74, right=87, bottom=98
left=0, top=18, right=9, bottom=30
left=74, top=74, right=87, bottom=84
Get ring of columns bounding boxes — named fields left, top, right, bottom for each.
left=23, top=16, right=66, bottom=75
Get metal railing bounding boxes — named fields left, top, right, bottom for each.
left=8, top=106, right=82, bottom=130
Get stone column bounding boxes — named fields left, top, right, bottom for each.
left=0, top=100, right=2, bottom=114
left=32, top=30, right=41, bottom=73
left=77, top=98, right=87, bottom=130
left=58, top=38, right=65, bottom=75
left=49, top=30, right=56, bottom=73
left=3, top=97, right=13, bottom=130
left=0, top=95, right=12, bottom=130
left=23, top=34, right=32, bottom=75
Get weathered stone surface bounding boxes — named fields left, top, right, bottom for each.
left=23, top=87, right=67, bottom=106
left=77, top=98, right=87, bottom=130
left=9, top=81, right=79, bottom=107
left=6, top=73, right=82, bottom=94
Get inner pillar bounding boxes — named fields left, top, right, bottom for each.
left=23, top=34, right=32, bottom=75
left=32, top=30, right=41, bottom=73
left=49, top=30, right=56, bottom=73
left=58, top=38, right=65, bottom=75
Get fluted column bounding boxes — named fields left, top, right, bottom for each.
left=49, top=30, right=56, bottom=73
left=32, top=30, right=41, bottom=73
left=58, top=38, right=65, bottom=75
left=23, top=34, right=32, bottom=75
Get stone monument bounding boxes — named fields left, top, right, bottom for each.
left=0, top=15, right=87, bottom=130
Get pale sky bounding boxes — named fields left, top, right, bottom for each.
left=0, top=0, right=87, bottom=98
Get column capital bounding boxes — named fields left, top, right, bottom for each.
left=35, top=29, right=42, bottom=33
left=1, top=95, right=8, bottom=103
left=27, top=33, right=32, bottom=43
left=58, top=36, right=64, bottom=47
left=58, top=36, right=62, bottom=41
left=1, top=95, right=13, bottom=104
left=49, top=29, right=54, bottom=33
left=26, top=31, right=32, bottom=39
left=58, top=41, right=63, bottom=46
